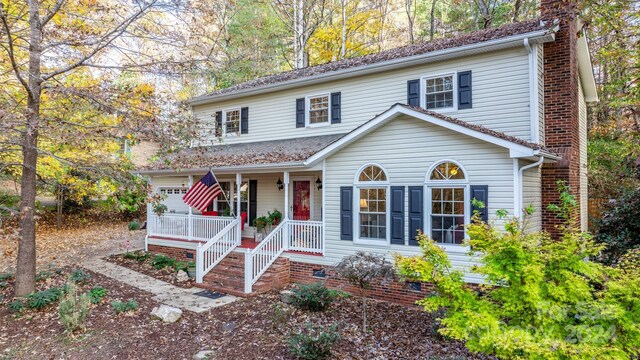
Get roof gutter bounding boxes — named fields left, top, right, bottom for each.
left=191, top=28, right=557, bottom=106
left=134, top=161, right=308, bottom=176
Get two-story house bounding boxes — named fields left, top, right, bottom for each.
left=136, top=0, right=597, bottom=302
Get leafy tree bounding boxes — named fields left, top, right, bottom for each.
left=595, top=189, right=640, bottom=265
left=334, top=251, right=396, bottom=333
left=396, top=187, right=640, bottom=359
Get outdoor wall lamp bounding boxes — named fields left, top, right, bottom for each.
left=276, top=178, right=283, bottom=191
left=315, top=177, right=322, bottom=190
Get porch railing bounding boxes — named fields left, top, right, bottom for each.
left=287, top=220, right=324, bottom=254
left=147, top=213, right=235, bottom=241
left=196, top=218, right=240, bottom=283
left=245, top=221, right=287, bottom=293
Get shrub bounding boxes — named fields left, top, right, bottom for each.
left=151, top=254, right=176, bottom=270
left=128, top=220, right=141, bottom=231
left=395, top=182, right=640, bottom=359
left=0, top=282, right=7, bottom=289
left=0, top=273, right=13, bottom=282
left=111, top=300, right=138, bottom=314
left=58, top=282, right=91, bottom=333
left=173, top=261, right=190, bottom=273
left=89, top=286, right=108, bottom=304
left=27, top=287, right=64, bottom=310
left=7, top=300, right=25, bottom=313
left=290, top=283, right=338, bottom=312
left=35, top=270, right=53, bottom=282
left=70, top=269, right=91, bottom=284
left=595, top=189, right=640, bottom=265
left=124, top=251, right=149, bottom=262
left=334, top=252, right=397, bottom=332
left=288, top=323, right=340, bottom=360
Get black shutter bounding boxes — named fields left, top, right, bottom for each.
left=458, top=70, right=472, bottom=109
left=407, top=79, right=420, bottom=107
left=240, top=107, right=249, bottom=134
left=249, top=180, right=258, bottom=224
left=296, top=98, right=305, bottom=128
left=331, top=92, right=341, bottom=124
left=340, top=186, right=353, bottom=240
left=470, top=185, right=488, bottom=223
left=408, top=186, right=423, bottom=246
left=390, top=186, right=405, bottom=245
left=215, top=111, right=222, bottom=137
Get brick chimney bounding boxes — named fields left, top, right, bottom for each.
left=540, top=0, right=583, bottom=235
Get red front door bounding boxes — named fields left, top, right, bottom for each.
left=292, top=180, right=311, bottom=220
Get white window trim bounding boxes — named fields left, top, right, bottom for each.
left=420, top=71, right=458, bottom=113
left=353, top=163, right=390, bottom=245
left=222, top=108, right=241, bottom=137
left=424, top=159, right=470, bottom=250
left=305, top=93, right=331, bottom=128
left=212, top=179, right=250, bottom=225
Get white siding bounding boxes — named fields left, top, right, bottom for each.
left=194, top=48, right=533, bottom=146
left=578, top=78, right=588, bottom=231
left=537, top=45, right=545, bottom=145
left=522, top=164, right=542, bottom=231
left=287, top=114, right=516, bottom=283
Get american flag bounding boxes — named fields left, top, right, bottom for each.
left=183, top=171, right=223, bottom=212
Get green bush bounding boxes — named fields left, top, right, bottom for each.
left=111, top=300, right=138, bottom=314
left=89, top=286, right=108, bottom=304
left=70, top=269, right=91, bottom=284
left=27, top=287, right=64, bottom=310
left=288, top=323, right=340, bottom=360
left=58, top=282, right=91, bottom=333
left=0, top=273, right=13, bottom=282
left=0, top=282, right=8, bottom=289
left=35, top=270, right=53, bottom=282
left=395, top=182, right=640, bottom=359
left=123, top=251, right=149, bottom=262
left=290, top=283, right=338, bottom=312
left=128, top=220, right=141, bottom=231
left=7, top=300, right=25, bottom=313
left=595, top=189, right=640, bottom=265
left=151, top=254, right=176, bottom=270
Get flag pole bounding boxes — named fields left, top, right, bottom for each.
left=209, top=169, right=235, bottom=217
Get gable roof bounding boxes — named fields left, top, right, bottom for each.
left=192, top=19, right=555, bottom=105
left=141, top=134, right=344, bottom=173
left=305, top=104, right=559, bottom=165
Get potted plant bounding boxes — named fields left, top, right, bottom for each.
left=253, top=216, right=272, bottom=241
left=186, top=262, right=197, bottom=278
left=268, top=209, right=282, bottom=226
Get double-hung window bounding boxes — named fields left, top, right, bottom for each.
left=424, top=74, right=455, bottom=110
left=223, top=109, right=240, bottom=136
left=306, top=94, right=330, bottom=126
left=427, top=161, right=467, bottom=244
left=355, top=164, right=389, bottom=244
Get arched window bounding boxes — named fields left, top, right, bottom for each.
left=427, top=161, right=468, bottom=245
left=355, top=164, right=388, bottom=243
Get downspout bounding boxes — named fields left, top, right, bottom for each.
left=517, top=156, right=545, bottom=218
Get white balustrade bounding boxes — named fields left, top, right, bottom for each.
left=287, top=220, right=324, bottom=254
left=245, top=221, right=287, bottom=293
left=147, top=213, right=235, bottom=241
left=196, top=218, right=240, bottom=283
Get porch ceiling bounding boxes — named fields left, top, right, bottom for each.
left=139, top=134, right=344, bottom=173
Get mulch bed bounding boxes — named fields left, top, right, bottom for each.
left=104, top=252, right=195, bottom=289
left=0, top=266, right=494, bottom=359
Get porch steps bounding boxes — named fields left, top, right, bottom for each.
left=195, top=252, right=290, bottom=298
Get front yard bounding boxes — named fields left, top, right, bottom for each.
left=0, top=266, right=492, bottom=359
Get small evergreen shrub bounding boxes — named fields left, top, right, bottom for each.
left=128, top=220, right=141, bottom=231
left=70, top=269, right=91, bottom=284
left=111, top=300, right=138, bottom=314
left=288, top=323, right=340, bottom=360
left=595, top=189, right=640, bottom=265
left=290, top=283, right=338, bottom=312
left=124, top=251, right=149, bottom=262
left=35, top=270, right=53, bottom=282
left=27, top=287, right=63, bottom=310
left=58, top=282, right=91, bottom=333
left=151, top=254, right=176, bottom=269
left=0, top=273, right=13, bottom=282
left=89, top=286, right=108, bottom=304
left=0, top=282, right=7, bottom=289
left=7, top=300, right=25, bottom=313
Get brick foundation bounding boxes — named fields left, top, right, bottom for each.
left=290, top=261, right=436, bottom=307
left=148, top=244, right=196, bottom=262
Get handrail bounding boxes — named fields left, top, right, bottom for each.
left=244, top=220, right=288, bottom=293
left=196, top=218, right=239, bottom=283
left=148, top=213, right=235, bottom=241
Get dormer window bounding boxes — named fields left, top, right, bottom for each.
left=424, top=74, right=454, bottom=110
left=306, top=94, right=330, bottom=126
left=224, top=109, right=240, bottom=136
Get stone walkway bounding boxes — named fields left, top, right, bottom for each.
left=82, top=257, right=238, bottom=313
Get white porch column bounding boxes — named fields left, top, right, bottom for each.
left=322, top=160, right=326, bottom=255
left=236, top=173, right=242, bottom=244
left=188, top=175, right=193, bottom=241
left=284, top=171, right=290, bottom=220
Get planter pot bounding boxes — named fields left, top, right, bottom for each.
left=255, top=232, right=264, bottom=242
left=186, top=267, right=197, bottom=279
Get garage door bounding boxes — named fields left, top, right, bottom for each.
left=158, top=187, right=190, bottom=214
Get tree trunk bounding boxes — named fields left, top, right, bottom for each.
left=56, top=184, right=63, bottom=228
left=362, top=295, right=367, bottom=333
left=15, top=0, right=43, bottom=297
left=512, top=0, right=522, bottom=23
left=429, top=0, right=437, bottom=41
left=340, top=0, right=347, bottom=59
left=406, top=0, right=415, bottom=44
